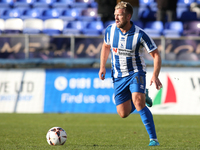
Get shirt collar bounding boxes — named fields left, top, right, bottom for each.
left=116, top=21, right=135, bottom=36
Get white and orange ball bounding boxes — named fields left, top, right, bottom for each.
left=46, top=127, right=67, bottom=146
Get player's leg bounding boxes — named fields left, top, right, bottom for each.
left=132, top=93, right=159, bottom=145
left=113, top=75, right=136, bottom=118
left=130, top=72, right=159, bottom=146
left=116, top=99, right=135, bottom=118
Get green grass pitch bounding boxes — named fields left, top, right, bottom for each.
left=0, top=113, right=200, bottom=150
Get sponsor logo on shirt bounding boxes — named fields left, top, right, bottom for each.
left=118, top=48, right=133, bottom=57
left=113, top=48, right=118, bottom=53
left=113, top=48, right=134, bottom=57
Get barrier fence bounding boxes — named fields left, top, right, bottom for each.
left=1, top=35, right=200, bottom=62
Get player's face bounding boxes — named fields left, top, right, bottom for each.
left=114, top=8, right=128, bottom=29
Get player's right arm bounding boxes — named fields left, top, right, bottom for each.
left=99, top=41, right=110, bottom=80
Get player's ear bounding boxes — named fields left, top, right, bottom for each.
left=127, top=14, right=131, bottom=20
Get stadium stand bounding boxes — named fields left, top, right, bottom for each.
left=0, top=0, right=199, bottom=36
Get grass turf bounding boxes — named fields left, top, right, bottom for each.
left=0, top=113, right=200, bottom=150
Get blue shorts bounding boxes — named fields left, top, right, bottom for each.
left=113, top=72, right=146, bottom=106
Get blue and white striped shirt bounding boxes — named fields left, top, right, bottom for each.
left=104, top=22, right=157, bottom=78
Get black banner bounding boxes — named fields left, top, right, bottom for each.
left=0, top=35, right=200, bottom=61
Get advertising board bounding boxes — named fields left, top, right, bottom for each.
left=0, top=69, right=45, bottom=113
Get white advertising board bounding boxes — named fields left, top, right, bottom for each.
left=146, top=67, right=200, bottom=115
left=0, top=69, right=45, bottom=113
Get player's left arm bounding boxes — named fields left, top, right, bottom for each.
left=149, top=49, right=162, bottom=90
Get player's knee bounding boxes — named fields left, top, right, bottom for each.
left=134, top=100, right=145, bottom=108
left=117, top=110, right=129, bottom=118
left=132, top=93, right=145, bottom=110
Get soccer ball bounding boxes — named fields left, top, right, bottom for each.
left=46, top=127, right=67, bottom=145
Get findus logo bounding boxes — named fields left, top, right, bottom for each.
left=153, top=75, right=177, bottom=106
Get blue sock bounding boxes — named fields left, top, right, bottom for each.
left=130, top=100, right=136, bottom=113
left=139, top=106, right=157, bottom=139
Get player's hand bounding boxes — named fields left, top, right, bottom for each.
left=99, top=68, right=106, bottom=80
left=150, top=76, right=162, bottom=90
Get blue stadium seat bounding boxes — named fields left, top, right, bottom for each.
left=70, top=0, right=92, bottom=8
left=43, top=18, right=63, bottom=35
left=183, top=21, right=200, bottom=36
left=0, top=0, right=13, bottom=8
left=176, top=6, right=189, bottom=19
left=149, top=1, right=157, bottom=11
left=4, top=18, right=23, bottom=34
left=90, top=1, right=97, bottom=8
left=104, top=20, right=115, bottom=28
left=139, top=7, right=156, bottom=22
left=1, top=8, right=22, bottom=20
left=77, top=8, right=99, bottom=21
left=163, top=21, right=183, bottom=37
left=177, top=0, right=195, bottom=7
left=40, top=8, right=60, bottom=20
left=144, top=21, right=164, bottom=37
left=82, top=20, right=104, bottom=36
left=139, top=0, right=154, bottom=7
left=20, top=8, right=42, bottom=19
left=13, top=0, right=34, bottom=8
left=179, top=11, right=198, bottom=22
left=0, top=8, right=6, bottom=17
left=32, top=0, right=55, bottom=8
left=63, top=21, right=88, bottom=35
left=59, top=8, right=81, bottom=21
left=23, top=18, right=43, bottom=34
left=52, top=0, right=74, bottom=8
left=133, top=20, right=144, bottom=28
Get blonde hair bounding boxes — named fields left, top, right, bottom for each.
left=115, top=1, right=133, bottom=16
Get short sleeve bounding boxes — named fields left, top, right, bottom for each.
left=104, top=25, right=112, bottom=45
left=141, top=30, right=157, bottom=53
